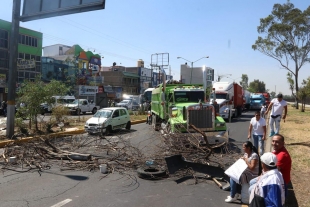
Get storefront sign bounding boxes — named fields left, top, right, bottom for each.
left=17, top=59, right=36, bottom=69
left=79, top=85, right=98, bottom=96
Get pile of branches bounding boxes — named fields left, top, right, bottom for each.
left=156, top=124, right=241, bottom=169
left=0, top=133, right=147, bottom=174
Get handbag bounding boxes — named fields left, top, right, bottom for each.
left=249, top=183, right=266, bottom=207
left=249, top=194, right=266, bottom=207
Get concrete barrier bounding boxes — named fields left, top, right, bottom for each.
left=0, top=119, right=146, bottom=148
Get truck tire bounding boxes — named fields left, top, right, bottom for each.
left=126, top=121, right=131, bottom=130
left=82, top=112, right=86, bottom=115
left=137, top=167, right=167, bottom=180
left=92, top=108, right=97, bottom=114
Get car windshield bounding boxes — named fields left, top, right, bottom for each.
left=93, top=110, right=112, bottom=118
left=72, top=100, right=84, bottom=105
left=120, top=100, right=130, bottom=104
left=174, top=91, right=204, bottom=103
left=57, top=99, right=75, bottom=104
left=210, top=93, right=227, bottom=99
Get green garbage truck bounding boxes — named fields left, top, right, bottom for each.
left=151, top=81, right=227, bottom=135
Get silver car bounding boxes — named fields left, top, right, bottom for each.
left=84, top=107, right=131, bottom=135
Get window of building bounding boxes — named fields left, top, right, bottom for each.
left=18, top=53, right=24, bottom=59
left=25, top=54, right=30, bottom=60
left=18, top=34, right=38, bottom=48
left=0, top=29, right=8, bottom=49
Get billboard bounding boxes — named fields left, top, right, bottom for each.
left=20, top=0, right=106, bottom=22
left=78, top=85, right=98, bottom=96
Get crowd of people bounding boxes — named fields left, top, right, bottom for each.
left=225, top=94, right=291, bottom=207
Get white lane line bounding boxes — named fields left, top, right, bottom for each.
left=51, top=199, right=72, bottom=207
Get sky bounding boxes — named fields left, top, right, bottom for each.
left=0, top=0, right=309, bottom=95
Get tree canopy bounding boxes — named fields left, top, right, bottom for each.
left=17, top=77, right=70, bottom=130
left=252, top=1, right=310, bottom=109
left=239, top=74, right=249, bottom=89
left=248, top=79, right=266, bottom=93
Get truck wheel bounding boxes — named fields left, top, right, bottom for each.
left=126, top=121, right=131, bottom=130
left=82, top=112, right=86, bottom=115
left=92, top=108, right=97, bottom=114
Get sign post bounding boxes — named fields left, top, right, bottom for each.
left=6, top=0, right=106, bottom=138
left=7, top=0, right=21, bottom=138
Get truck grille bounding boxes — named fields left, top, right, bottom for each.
left=187, top=106, right=213, bottom=132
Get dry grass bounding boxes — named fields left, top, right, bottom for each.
left=282, top=104, right=310, bottom=207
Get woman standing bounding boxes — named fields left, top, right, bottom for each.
left=225, top=141, right=261, bottom=203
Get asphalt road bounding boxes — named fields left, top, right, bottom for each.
left=0, top=111, right=254, bottom=207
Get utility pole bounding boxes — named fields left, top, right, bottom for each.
left=7, top=0, right=21, bottom=138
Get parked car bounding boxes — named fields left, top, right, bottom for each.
left=84, top=107, right=131, bottom=135
left=66, top=99, right=99, bottom=115
left=116, top=99, right=140, bottom=111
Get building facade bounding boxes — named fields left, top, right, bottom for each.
left=0, top=19, right=42, bottom=101
left=180, top=64, right=214, bottom=86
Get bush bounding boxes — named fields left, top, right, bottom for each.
left=51, top=106, right=69, bottom=123
left=15, top=117, right=28, bottom=136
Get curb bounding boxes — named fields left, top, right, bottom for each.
left=0, top=119, right=145, bottom=148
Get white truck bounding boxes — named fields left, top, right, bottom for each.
left=210, top=82, right=243, bottom=121
left=65, top=99, right=100, bottom=115
left=40, top=95, right=75, bottom=115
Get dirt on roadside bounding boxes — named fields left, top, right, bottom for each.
left=281, top=105, right=310, bottom=207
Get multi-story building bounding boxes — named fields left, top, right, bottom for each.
left=43, top=44, right=71, bottom=56
left=180, top=64, right=214, bottom=86
left=0, top=19, right=42, bottom=101
left=42, top=44, right=103, bottom=86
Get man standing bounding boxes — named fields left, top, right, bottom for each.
left=248, top=110, right=266, bottom=155
left=265, top=94, right=287, bottom=137
left=272, top=134, right=292, bottom=196
left=249, top=152, right=285, bottom=206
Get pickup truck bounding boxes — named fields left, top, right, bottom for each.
left=65, top=99, right=100, bottom=115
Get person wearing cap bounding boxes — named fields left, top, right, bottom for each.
left=264, top=94, right=287, bottom=137
left=248, top=110, right=266, bottom=155
left=249, top=152, right=285, bottom=207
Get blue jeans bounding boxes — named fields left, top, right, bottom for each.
left=248, top=177, right=259, bottom=196
left=230, top=178, right=237, bottom=197
left=269, top=115, right=281, bottom=134
left=252, top=135, right=264, bottom=155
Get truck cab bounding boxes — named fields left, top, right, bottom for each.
left=250, top=94, right=266, bottom=110
left=151, top=83, right=227, bottom=133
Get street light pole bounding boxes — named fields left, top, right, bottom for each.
left=177, top=56, right=209, bottom=84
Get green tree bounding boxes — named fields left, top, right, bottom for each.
left=270, top=91, right=276, bottom=98
left=239, top=74, right=249, bottom=89
left=298, top=77, right=310, bottom=112
left=252, top=1, right=310, bottom=109
left=287, top=72, right=297, bottom=103
left=17, top=77, right=70, bottom=130
left=248, top=79, right=266, bottom=93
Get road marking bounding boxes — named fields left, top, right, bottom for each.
left=51, top=199, right=72, bottom=207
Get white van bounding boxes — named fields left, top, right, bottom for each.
left=41, top=95, right=75, bottom=114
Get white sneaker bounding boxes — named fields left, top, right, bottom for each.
left=225, top=196, right=237, bottom=203
left=226, top=194, right=240, bottom=199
